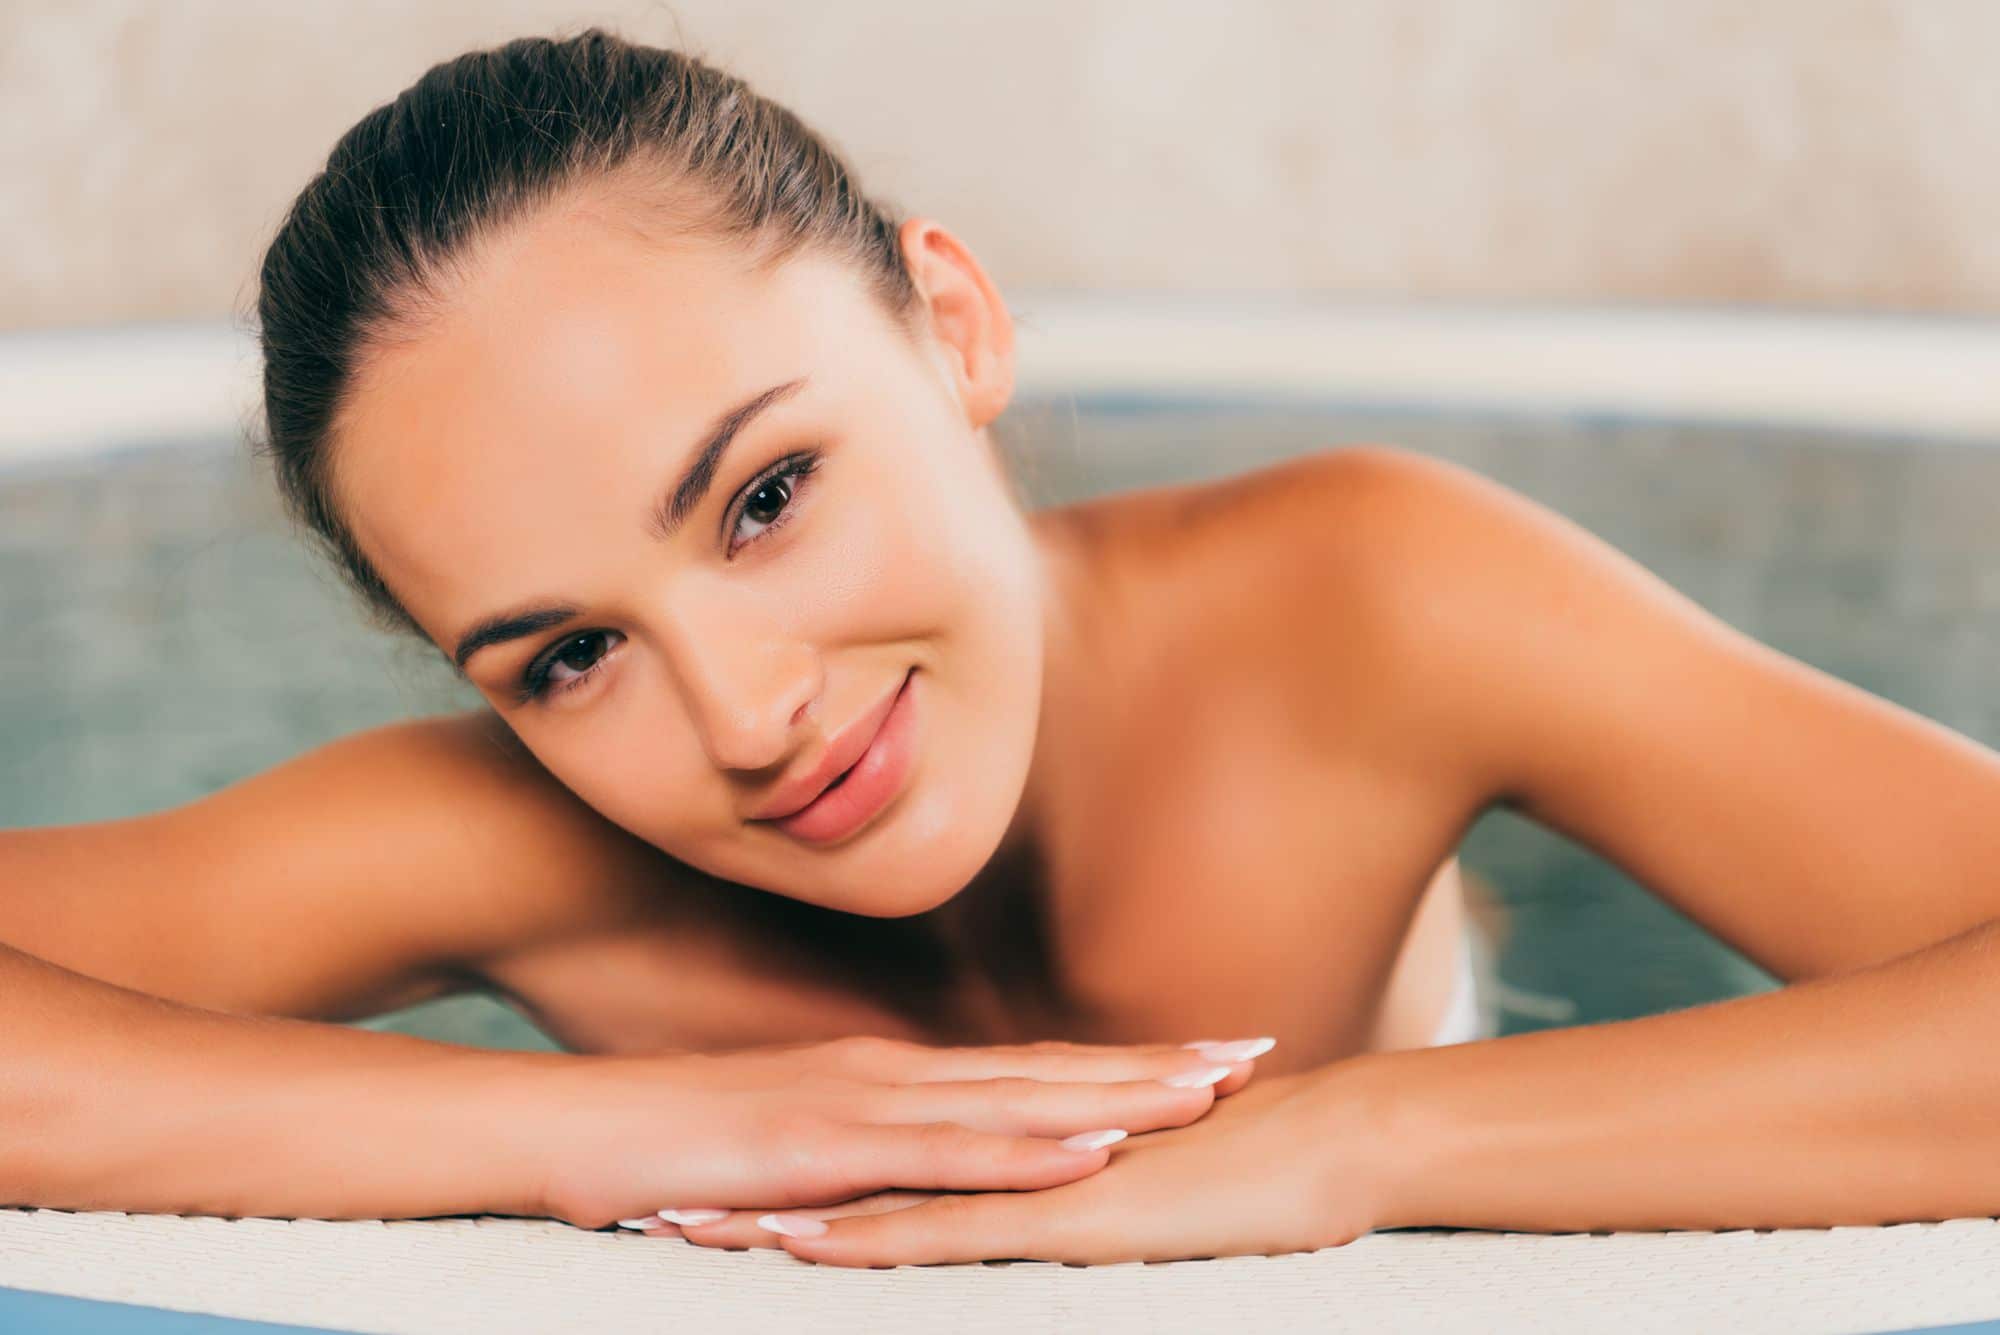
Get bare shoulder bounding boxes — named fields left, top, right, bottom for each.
left=291, top=708, right=691, bottom=952
left=1082, top=443, right=1508, bottom=588
left=1030, top=450, right=1503, bottom=1055
left=1202, top=443, right=1543, bottom=592
left=192, top=707, right=696, bottom=1003
left=1156, top=443, right=1785, bottom=808
left=1028, top=444, right=1526, bottom=832
left=1071, top=444, right=1592, bottom=786
left=1177, top=442, right=1630, bottom=652
left=0, top=706, right=692, bottom=1022
left=1075, top=444, right=1525, bottom=683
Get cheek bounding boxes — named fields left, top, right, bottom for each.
left=526, top=715, right=727, bottom=869
left=833, top=492, right=1046, bottom=912
left=785, top=453, right=982, bottom=645
left=551, top=757, right=658, bottom=837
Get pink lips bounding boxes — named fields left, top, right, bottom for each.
left=757, top=669, right=919, bottom=845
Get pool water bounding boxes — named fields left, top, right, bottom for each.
left=5, top=400, right=1997, bottom=1050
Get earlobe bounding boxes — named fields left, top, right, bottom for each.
left=898, top=217, right=1016, bottom=429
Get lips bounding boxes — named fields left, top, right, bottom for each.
left=758, top=668, right=920, bottom=845
left=750, top=668, right=914, bottom=820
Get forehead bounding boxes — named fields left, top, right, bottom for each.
left=329, top=201, right=888, bottom=643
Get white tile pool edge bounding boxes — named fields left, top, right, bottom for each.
left=6, top=298, right=2000, bottom=467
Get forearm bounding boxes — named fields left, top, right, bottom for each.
left=0, top=941, right=565, bottom=1221
left=1352, top=918, right=2000, bottom=1232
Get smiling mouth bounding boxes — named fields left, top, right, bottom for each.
left=765, top=666, right=920, bottom=845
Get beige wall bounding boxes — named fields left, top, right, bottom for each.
left=3, top=0, right=1997, bottom=331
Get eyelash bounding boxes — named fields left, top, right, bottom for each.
left=726, top=449, right=820, bottom=556
left=514, top=450, right=822, bottom=704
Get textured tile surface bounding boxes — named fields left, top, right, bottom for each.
left=3, top=1206, right=1999, bottom=1334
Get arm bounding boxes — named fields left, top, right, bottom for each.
left=8, top=706, right=908, bottom=1053
left=0, top=936, right=1245, bottom=1225
left=1328, top=443, right=2000, bottom=1232
left=1362, top=921, right=2000, bottom=1233
left=0, top=707, right=642, bottom=1218
left=747, top=445, right=2000, bottom=1264
left=0, top=938, right=557, bottom=1219
left=0, top=709, right=677, bottom=1021
left=2, top=712, right=1246, bottom=1223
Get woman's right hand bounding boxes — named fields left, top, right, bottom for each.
left=530, top=1035, right=1263, bottom=1231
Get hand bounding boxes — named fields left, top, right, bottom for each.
left=528, top=1035, right=1262, bottom=1231
left=660, top=1065, right=1396, bottom=1265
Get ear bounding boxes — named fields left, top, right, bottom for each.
left=898, top=218, right=1015, bottom=429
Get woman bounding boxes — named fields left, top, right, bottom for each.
left=16, top=29, right=2000, bottom=1266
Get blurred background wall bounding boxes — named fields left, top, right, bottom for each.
left=4, top=0, right=1998, bottom=332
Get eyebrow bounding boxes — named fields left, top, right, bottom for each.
left=647, top=375, right=810, bottom=542
left=450, top=374, right=810, bottom=670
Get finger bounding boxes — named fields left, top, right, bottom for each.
left=762, top=1191, right=1066, bottom=1267
left=679, top=1192, right=934, bottom=1250
left=1213, top=1063, right=1256, bottom=1098
left=895, top=1041, right=1251, bottom=1085
left=871, top=1074, right=1222, bottom=1137
left=840, top=1120, right=1123, bottom=1194
left=612, top=1214, right=684, bottom=1240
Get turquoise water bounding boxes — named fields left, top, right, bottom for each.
left=5, top=401, right=1997, bottom=1050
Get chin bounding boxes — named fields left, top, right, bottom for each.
left=838, top=877, right=967, bottom=919
left=826, top=784, right=1022, bottom=918
left=808, top=711, right=1035, bottom=916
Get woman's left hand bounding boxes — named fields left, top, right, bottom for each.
left=650, top=1068, right=1407, bottom=1265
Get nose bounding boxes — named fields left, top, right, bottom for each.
left=656, top=585, right=821, bottom=774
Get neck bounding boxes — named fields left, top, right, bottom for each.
left=998, top=507, right=1099, bottom=866
left=914, top=510, right=1102, bottom=1038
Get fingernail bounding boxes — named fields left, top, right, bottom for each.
left=616, top=1215, right=663, bottom=1230
left=657, top=1208, right=729, bottom=1226
left=1161, top=1064, right=1232, bottom=1089
left=1060, top=1128, right=1128, bottom=1152
left=1179, top=1040, right=1220, bottom=1049
left=757, top=1213, right=829, bottom=1239
left=1192, top=1037, right=1277, bottom=1062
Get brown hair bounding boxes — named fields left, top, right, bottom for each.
left=252, top=28, right=920, bottom=638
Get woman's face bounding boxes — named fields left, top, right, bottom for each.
left=329, top=195, right=1046, bottom=916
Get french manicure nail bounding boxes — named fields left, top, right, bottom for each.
left=657, top=1208, right=729, bottom=1226
left=1179, top=1040, right=1221, bottom=1049
left=616, top=1215, right=663, bottom=1230
left=757, top=1213, right=829, bottom=1239
left=1060, top=1128, right=1129, bottom=1152
left=1193, top=1037, right=1277, bottom=1063
left=1161, top=1064, right=1232, bottom=1089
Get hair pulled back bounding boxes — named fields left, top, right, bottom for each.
left=254, top=28, right=919, bottom=638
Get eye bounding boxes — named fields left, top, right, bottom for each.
left=728, top=451, right=820, bottom=555
left=510, top=452, right=820, bottom=707
left=520, top=629, right=624, bottom=703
